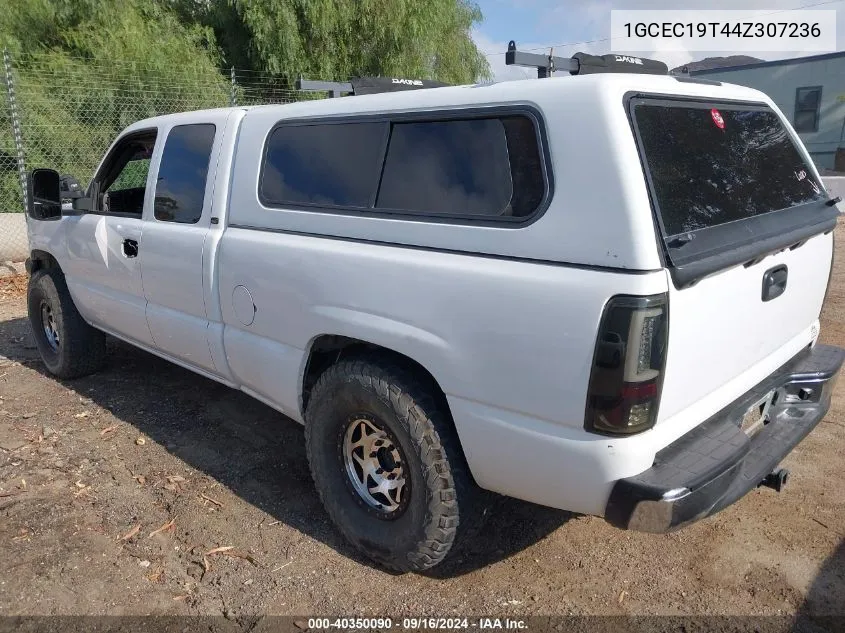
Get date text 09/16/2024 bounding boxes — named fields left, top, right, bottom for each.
left=306, top=618, right=528, bottom=630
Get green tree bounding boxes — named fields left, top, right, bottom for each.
left=168, top=0, right=491, bottom=84
left=0, top=0, right=230, bottom=210
left=0, top=0, right=491, bottom=212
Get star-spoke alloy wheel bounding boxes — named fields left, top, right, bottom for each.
left=342, top=415, right=408, bottom=515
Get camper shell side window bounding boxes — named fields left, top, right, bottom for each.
left=258, top=107, right=553, bottom=227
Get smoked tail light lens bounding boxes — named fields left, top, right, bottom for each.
left=585, top=294, right=668, bottom=435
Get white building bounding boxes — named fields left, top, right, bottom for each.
left=690, top=51, right=845, bottom=172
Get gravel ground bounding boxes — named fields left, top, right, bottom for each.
left=0, top=233, right=843, bottom=621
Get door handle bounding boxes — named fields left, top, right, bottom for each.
left=761, top=264, right=788, bottom=302
left=122, top=238, right=139, bottom=258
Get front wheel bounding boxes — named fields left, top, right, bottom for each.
left=27, top=269, right=106, bottom=379
left=305, top=357, right=478, bottom=572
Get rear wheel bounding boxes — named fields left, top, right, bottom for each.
left=305, top=356, right=478, bottom=572
left=27, top=269, right=106, bottom=379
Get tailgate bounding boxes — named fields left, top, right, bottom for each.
left=629, top=96, right=838, bottom=427
left=659, top=233, right=831, bottom=425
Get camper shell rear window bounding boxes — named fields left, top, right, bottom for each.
left=632, top=98, right=826, bottom=236
left=629, top=96, right=837, bottom=286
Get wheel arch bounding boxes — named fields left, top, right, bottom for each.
left=300, top=334, right=454, bottom=426
left=27, top=249, right=63, bottom=276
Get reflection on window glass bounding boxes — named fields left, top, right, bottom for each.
left=377, top=119, right=513, bottom=216
left=261, top=122, right=385, bottom=207
left=154, top=124, right=216, bottom=224
left=108, top=159, right=151, bottom=192
left=500, top=116, right=545, bottom=217
left=635, top=103, right=826, bottom=236
left=258, top=114, right=547, bottom=222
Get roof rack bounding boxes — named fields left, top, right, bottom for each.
left=505, top=41, right=668, bottom=78
left=296, top=78, right=353, bottom=98
left=296, top=76, right=450, bottom=98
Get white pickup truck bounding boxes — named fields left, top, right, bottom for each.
left=24, top=59, right=844, bottom=572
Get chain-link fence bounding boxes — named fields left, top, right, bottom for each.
left=0, top=49, right=325, bottom=216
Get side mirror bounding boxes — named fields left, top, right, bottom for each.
left=26, top=169, right=62, bottom=220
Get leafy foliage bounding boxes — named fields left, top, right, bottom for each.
left=0, top=0, right=490, bottom=211
left=164, top=0, right=491, bottom=84
left=0, top=0, right=230, bottom=209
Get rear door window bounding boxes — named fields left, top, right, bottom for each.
left=632, top=100, right=826, bottom=237
left=154, top=124, right=216, bottom=224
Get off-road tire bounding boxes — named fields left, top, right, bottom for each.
left=27, top=269, right=106, bottom=379
left=304, top=356, right=479, bottom=572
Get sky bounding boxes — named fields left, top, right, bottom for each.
left=472, top=0, right=845, bottom=80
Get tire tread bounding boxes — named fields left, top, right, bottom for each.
left=28, top=269, right=106, bottom=379
left=304, top=354, right=478, bottom=571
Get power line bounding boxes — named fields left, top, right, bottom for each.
left=482, top=0, right=845, bottom=56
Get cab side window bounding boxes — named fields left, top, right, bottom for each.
left=154, top=124, right=217, bottom=224
left=95, top=130, right=157, bottom=216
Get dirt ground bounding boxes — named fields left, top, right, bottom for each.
left=0, top=232, right=844, bottom=622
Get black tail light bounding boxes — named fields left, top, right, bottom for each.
left=585, top=294, right=668, bottom=435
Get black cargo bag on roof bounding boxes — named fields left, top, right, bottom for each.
left=571, top=52, right=668, bottom=75
left=350, top=77, right=450, bottom=95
